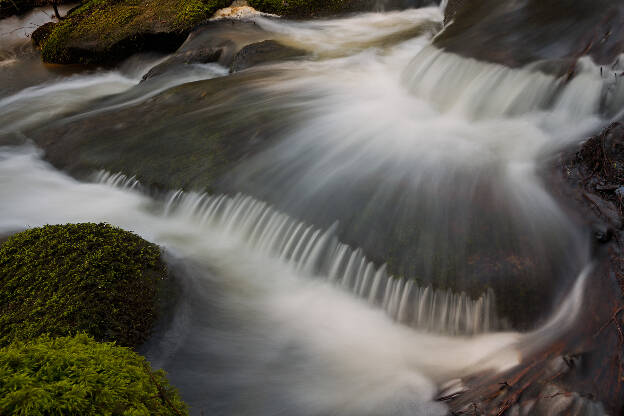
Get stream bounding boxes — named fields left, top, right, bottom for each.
left=1, top=3, right=623, bottom=415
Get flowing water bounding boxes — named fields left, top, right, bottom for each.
left=1, top=4, right=622, bottom=415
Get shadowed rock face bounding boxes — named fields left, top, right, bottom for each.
left=141, top=47, right=225, bottom=81
left=230, top=40, right=306, bottom=72
left=140, top=19, right=283, bottom=81
left=437, top=0, right=624, bottom=69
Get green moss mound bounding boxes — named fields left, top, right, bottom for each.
left=0, top=223, right=167, bottom=348
left=0, top=334, right=188, bottom=416
left=40, top=0, right=231, bottom=64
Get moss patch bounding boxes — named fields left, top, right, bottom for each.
left=0, top=223, right=168, bottom=348
left=40, top=0, right=231, bottom=64
left=0, top=334, right=188, bottom=415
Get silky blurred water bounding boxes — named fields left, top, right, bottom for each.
left=0, top=4, right=621, bottom=415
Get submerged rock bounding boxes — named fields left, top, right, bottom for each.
left=15, top=72, right=284, bottom=192
left=230, top=39, right=306, bottom=72
left=142, top=46, right=225, bottom=80
left=37, top=0, right=231, bottom=65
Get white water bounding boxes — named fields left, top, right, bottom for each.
left=162, top=190, right=498, bottom=335
left=0, top=4, right=619, bottom=415
left=0, top=145, right=519, bottom=415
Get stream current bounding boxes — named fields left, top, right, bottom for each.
left=1, top=4, right=623, bottom=415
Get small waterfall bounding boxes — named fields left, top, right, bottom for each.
left=402, top=47, right=624, bottom=120
left=439, top=0, right=449, bottom=13
left=94, top=170, right=141, bottom=191
left=160, top=190, right=498, bottom=335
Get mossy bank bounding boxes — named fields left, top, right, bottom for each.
left=35, top=0, right=231, bottom=65
left=0, top=223, right=169, bottom=347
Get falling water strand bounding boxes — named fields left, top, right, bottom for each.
left=149, top=188, right=499, bottom=335
left=94, top=170, right=141, bottom=191
left=402, top=46, right=624, bottom=120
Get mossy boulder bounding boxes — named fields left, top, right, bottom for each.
left=0, top=223, right=169, bottom=348
left=31, top=21, right=56, bottom=48
left=38, top=0, right=231, bottom=65
left=0, top=334, right=188, bottom=415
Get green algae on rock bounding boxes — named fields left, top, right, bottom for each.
left=38, top=0, right=231, bottom=65
left=0, top=223, right=169, bottom=348
left=0, top=334, right=188, bottom=416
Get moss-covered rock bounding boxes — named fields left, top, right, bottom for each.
left=0, top=334, right=188, bottom=415
left=0, top=223, right=168, bottom=348
left=31, top=21, right=56, bottom=48
left=39, top=0, right=231, bottom=65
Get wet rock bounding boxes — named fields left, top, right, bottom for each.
left=584, top=193, right=622, bottom=230
left=16, top=72, right=286, bottom=192
left=591, top=221, right=613, bottom=244
left=30, top=21, right=56, bottom=49
left=38, top=0, right=231, bottom=65
left=436, top=0, right=624, bottom=69
left=143, top=19, right=276, bottom=78
left=230, top=40, right=306, bottom=72
left=442, top=0, right=467, bottom=24
left=141, top=47, right=226, bottom=81
left=140, top=19, right=306, bottom=80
